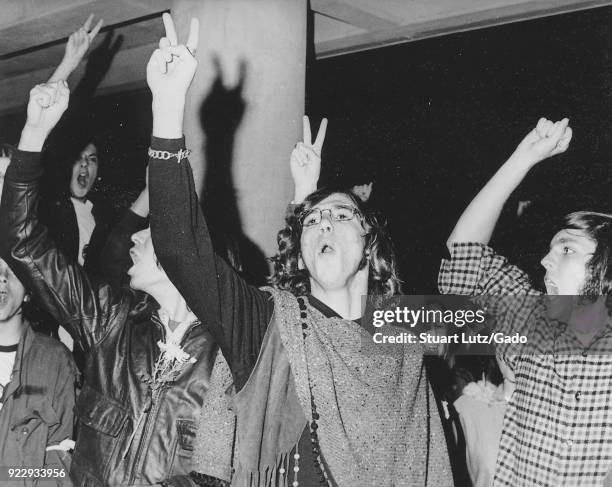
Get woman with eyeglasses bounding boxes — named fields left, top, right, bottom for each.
left=146, top=14, right=452, bottom=487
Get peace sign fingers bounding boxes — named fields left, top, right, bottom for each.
left=83, top=14, right=94, bottom=32
left=313, top=118, right=328, bottom=154
left=302, top=115, right=328, bottom=155
left=82, top=14, right=103, bottom=42
left=162, top=13, right=179, bottom=46
left=89, top=18, right=104, bottom=41
left=186, top=17, right=199, bottom=56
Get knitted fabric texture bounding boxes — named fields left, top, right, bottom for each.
left=270, top=288, right=453, bottom=486
left=193, top=348, right=235, bottom=482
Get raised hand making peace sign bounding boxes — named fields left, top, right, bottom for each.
left=291, top=115, right=328, bottom=203
left=65, top=14, right=104, bottom=68
left=147, top=13, right=199, bottom=101
left=148, top=13, right=199, bottom=138
left=48, top=14, right=104, bottom=83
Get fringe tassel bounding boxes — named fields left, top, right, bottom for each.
left=232, top=449, right=293, bottom=487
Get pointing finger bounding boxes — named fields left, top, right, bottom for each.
left=162, top=13, right=178, bottom=46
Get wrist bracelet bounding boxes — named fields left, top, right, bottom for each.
left=148, top=147, right=191, bottom=163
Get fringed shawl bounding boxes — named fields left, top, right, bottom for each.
left=272, top=288, right=452, bottom=486
left=193, top=349, right=235, bottom=482
left=194, top=288, right=453, bottom=486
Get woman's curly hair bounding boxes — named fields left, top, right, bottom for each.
left=269, top=187, right=401, bottom=297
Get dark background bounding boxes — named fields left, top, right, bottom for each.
left=2, top=6, right=612, bottom=293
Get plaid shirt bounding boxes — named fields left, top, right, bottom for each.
left=439, top=242, right=612, bottom=487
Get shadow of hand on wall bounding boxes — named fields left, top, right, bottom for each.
left=48, top=31, right=124, bottom=160
left=77, top=30, right=124, bottom=98
left=199, top=56, right=269, bottom=286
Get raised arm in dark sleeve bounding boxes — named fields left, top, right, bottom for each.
left=149, top=137, right=272, bottom=389
left=0, top=149, right=128, bottom=352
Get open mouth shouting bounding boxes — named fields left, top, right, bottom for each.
left=77, top=168, right=89, bottom=189
left=129, top=248, right=140, bottom=265
left=318, top=240, right=336, bottom=256
left=127, top=248, right=141, bottom=276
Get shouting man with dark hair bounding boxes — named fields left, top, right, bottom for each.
left=439, top=117, right=612, bottom=486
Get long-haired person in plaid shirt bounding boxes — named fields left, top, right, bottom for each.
left=439, top=117, right=612, bottom=486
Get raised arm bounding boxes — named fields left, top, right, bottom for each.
left=48, top=14, right=103, bottom=83
left=0, top=82, right=125, bottom=351
left=446, top=118, right=572, bottom=250
left=147, top=15, right=272, bottom=381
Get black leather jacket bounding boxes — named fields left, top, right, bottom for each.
left=39, top=189, right=115, bottom=277
left=0, top=149, right=217, bottom=487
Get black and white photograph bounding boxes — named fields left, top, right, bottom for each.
left=1, top=1, right=612, bottom=485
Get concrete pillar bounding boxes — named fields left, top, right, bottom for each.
left=171, top=0, right=307, bottom=268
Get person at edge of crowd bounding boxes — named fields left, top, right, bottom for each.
left=0, top=77, right=229, bottom=487
left=439, top=117, right=612, bottom=486
left=0, top=144, right=78, bottom=486
left=42, top=14, right=112, bottom=276
left=451, top=355, right=510, bottom=487
left=33, top=16, right=115, bottom=356
left=147, top=13, right=452, bottom=486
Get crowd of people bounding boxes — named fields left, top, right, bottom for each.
left=1, top=11, right=611, bottom=487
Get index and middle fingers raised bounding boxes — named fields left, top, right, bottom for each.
left=302, top=115, right=328, bottom=154
left=82, top=13, right=103, bottom=41
left=162, top=13, right=179, bottom=46
left=162, top=13, right=199, bottom=54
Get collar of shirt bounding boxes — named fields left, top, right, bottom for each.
left=306, top=294, right=367, bottom=331
left=156, top=309, right=200, bottom=345
left=70, top=197, right=93, bottom=211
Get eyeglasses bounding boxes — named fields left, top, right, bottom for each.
left=300, top=206, right=362, bottom=227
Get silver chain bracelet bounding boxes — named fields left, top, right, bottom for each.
left=148, top=147, right=191, bottom=163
